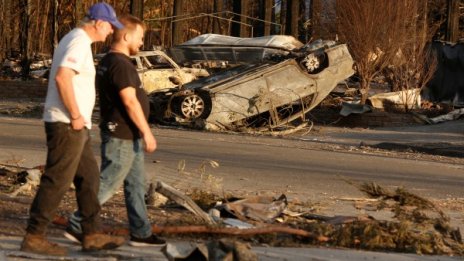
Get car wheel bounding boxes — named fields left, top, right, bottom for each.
left=300, top=51, right=328, bottom=74
left=172, top=92, right=212, bottom=120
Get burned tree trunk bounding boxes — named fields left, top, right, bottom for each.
left=231, top=0, right=252, bottom=37
left=240, top=0, right=250, bottom=37
left=74, top=0, right=82, bottom=28
left=307, top=0, right=313, bottom=37
left=172, top=0, right=184, bottom=45
left=231, top=0, right=241, bottom=37
left=0, top=0, right=5, bottom=61
left=213, top=0, right=223, bottom=34
left=130, top=0, right=144, bottom=20
left=285, top=0, right=299, bottom=37
left=299, top=0, right=309, bottom=42
left=52, top=0, right=59, bottom=51
left=38, top=0, right=51, bottom=55
left=19, top=0, right=31, bottom=79
left=280, top=0, right=287, bottom=35
left=445, top=0, right=460, bottom=42
left=263, top=0, right=273, bottom=36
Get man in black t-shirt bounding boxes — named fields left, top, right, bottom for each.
left=66, top=14, right=165, bottom=247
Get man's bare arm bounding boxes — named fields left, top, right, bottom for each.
left=55, top=67, right=84, bottom=130
left=119, top=87, right=156, bottom=152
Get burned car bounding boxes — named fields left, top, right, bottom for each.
left=124, top=50, right=209, bottom=93
left=149, top=34, right=354, bottom=130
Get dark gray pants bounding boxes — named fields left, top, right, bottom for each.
left=26, top=122, right=101, bottom=235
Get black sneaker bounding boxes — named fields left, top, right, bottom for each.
left=129, top=234, right=166, bottom=247
left=63, top=227, right=83, bottom=243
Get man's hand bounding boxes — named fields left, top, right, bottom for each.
left=70, top=115, right=85, bottom=130
left=142, top=131, right=157, bottom=153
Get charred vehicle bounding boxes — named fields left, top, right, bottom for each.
left=29, top=50, right=208, bottom=87
left=125, top=50, right=209, bottom=93
left=149, top=34, right=355, bottom=130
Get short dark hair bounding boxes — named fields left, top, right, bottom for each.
left=113, top=14, right=146, bottom=41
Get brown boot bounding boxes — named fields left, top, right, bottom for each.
left=20, top=233, right=67, bottom=256
left=82, top=233, right=125, bottom=251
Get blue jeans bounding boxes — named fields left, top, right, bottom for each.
left=69, top=133, right=152, bottom=238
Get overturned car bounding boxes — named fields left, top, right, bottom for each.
left=149, top=34, right=354, bottom=130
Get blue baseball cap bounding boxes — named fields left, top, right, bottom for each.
left=87, top=2, right=124, bottom=29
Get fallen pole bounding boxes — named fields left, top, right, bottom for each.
left=121, top=224, right=327, bottom=242
left=52, top=216, right=328, bottom=242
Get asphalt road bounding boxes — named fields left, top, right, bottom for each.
left=1, top=116, right=463, bottom=202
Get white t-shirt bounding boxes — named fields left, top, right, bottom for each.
left=43, top=28, right=96, bottom=129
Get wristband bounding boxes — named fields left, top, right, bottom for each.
left=71, top=115, right=81, bottom=120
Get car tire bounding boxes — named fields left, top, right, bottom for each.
left=300, top=51, right=328, bottom=74
left=171, top=91, right=212, bottom=120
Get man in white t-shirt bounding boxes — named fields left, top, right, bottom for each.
left=21, top=3, right=126, bottom=256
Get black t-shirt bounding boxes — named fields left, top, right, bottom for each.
left=97, top=52, right=149, bottom=140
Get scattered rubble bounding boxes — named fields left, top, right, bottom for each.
left=1, top=159, right=464, bottom=257
left=0, top=164, right=43, bottom=196
left=367, top=89, right=421, bottom=110
left=162, top=239, right=258, bottom=261
left=0, top=100, right=43, bottom=118
left=1, top=55, right=51, bottom=79
left=413, top=108, right=464, bottom=124
left=156, top=181, right=216, bottom=225
left=99, top=181, right=464, bottom=255
left=339, top=102, right=373, bottom=116
left=218, top=194, right=288, bottom=223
